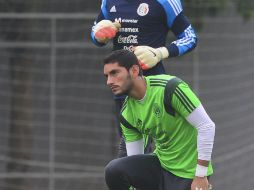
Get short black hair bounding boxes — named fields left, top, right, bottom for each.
left=103, top=49, right=142, bottom=76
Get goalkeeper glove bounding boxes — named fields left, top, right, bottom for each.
left=134, top=46, right=169, bottom=70
left=93, top=20, right=121, bottom=44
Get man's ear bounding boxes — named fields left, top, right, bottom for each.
left=130, top=65, right=140, bottom=77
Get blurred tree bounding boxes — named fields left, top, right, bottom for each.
left=183, top=0, right=254, bottom=30
left=0, top=0, right=100, bottom=12
left=183, top=0, right=228, bottom=30
left=235, top=0, right=254, bottom=20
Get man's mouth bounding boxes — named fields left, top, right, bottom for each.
left=111, top=85, right=118, bottom=91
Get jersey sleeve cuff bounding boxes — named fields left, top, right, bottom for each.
left=90, top=32, right=107, bottom=47
left=166, top=44, right=179, bottom=57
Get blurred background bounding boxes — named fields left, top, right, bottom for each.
left=0, top=0, right=254, bottom=190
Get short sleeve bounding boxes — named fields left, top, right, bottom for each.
left=171, top=82, right=201, bottom=118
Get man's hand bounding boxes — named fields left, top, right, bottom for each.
left=93, top=20, right=121, bottom=43
left=191, top=176, right=212, bottom=190
left=134, top=46, right=169, bottom=70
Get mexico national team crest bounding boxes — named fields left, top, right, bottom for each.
left=136, top=118, right=143, bottom=128
left=153, top=103, right=162, bottom=118
left=137, top=3, right=149, bottom=16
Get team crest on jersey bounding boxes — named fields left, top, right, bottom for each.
left=136, top=118, right=143, bottom=128
left=153, top=103, right=162, bottom=118
left=137, top=3, right=149, bottom=16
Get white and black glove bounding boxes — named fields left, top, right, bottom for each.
left=134, top=46, right=169, bottom=70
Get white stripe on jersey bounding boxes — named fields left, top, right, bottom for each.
left=175, top=0, right=182, bottom=10
left=172, top=0, right=182, bottom=13
left=173, top=26, right=196, bottom=46
left=174, top=38, right=194, bottom=46
left=167, top=0, right=182, bottom=15
left=185, top=26, right=196, bottom=37
left=101, top=0, right=106, bottom=9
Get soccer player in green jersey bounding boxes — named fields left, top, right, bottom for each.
left=103, top=49, right=215, bottom=190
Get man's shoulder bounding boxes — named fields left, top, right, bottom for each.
left=101, top=0, right=116, bottom=8
left=103, top=0, right=123, bottom=6
left=146, top=74, right=175, bottom=81
left=146, top=75, right=176, bottom=87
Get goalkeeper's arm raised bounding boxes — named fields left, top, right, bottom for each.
left=134, top=13, right=197, bottom=70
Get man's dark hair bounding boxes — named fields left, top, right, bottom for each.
left=103, top=49, right=143, bottom=76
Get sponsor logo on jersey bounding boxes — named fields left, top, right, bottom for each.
left=110, top=6, right=116, bottom=12
left=118, top=35, right=138, bottom=44
left=119, top=27, right=139, bottom=33
left=115, top=18, right=138, bottom=23
left=153, top=103, right=162, bottom=118
left=123, top=45, right=135, bottom=52
left=137, top=3, right=149, bottom=16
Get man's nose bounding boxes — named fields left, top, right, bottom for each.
left=107, top=76, right=113, bottom=86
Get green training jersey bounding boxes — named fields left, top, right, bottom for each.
left=120, top=74, right=213, bottom=179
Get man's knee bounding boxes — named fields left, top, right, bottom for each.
left=105, top=158, right=126, bottom=185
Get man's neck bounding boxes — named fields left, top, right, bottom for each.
left=129, top=76, right=146, bottom=100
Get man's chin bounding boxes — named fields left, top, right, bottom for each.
left=112, top=91, right=127, bottom=96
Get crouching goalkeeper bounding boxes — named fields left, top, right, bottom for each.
left=103, top=50, right=215, bottom=190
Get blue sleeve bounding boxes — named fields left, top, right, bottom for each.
left=90, top=0, right=109, bottom=47
left=100, top=0, right=109, bottom=19
left=166, top=12, right=198, bottom=57
left=157, top=0, right=197, bottom=57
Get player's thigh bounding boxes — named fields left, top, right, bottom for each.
left=107, top=154, right=163, bottom=189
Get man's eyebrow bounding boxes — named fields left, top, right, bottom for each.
left=109, top=69, right=118, bottom=74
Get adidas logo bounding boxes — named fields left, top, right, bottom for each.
left=110, top=6, right=116, bottom=12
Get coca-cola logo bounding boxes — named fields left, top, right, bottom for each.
left=118, top=35, right=138, bottom=44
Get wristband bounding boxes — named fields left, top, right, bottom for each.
left=195, top=164, right=208, bottom=177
